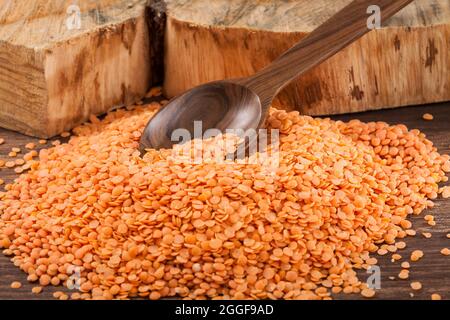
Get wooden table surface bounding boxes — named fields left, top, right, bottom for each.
left=0, top=102, right=449, bottom=300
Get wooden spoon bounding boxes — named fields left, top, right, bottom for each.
left=140, top=0, right=414, bottom=153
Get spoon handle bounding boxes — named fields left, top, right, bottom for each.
left=241, top=0, right=414, bottom=107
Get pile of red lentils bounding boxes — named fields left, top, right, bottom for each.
left=0, top=102, right=449, bottom=300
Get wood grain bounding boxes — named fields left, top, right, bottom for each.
left=241, top=0, right=415, bottom=108
left=161, top=0, right=450, bottom=115
left=0, top=101, right=449, bottom=300
left=0, top=0, right=152, bottom=138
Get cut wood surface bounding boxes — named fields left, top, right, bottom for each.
left=0, top=0, right=153, bottom=138
left=161, top=0, right=450, bottom=115
left=1, top=0, right=449, bottom=138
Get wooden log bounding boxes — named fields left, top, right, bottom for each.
left=161, top=0, right=450, bottom=115
left=0, top=0, right=154, bottom=138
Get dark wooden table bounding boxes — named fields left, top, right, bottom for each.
left=0, top=102, right=449, bottom=300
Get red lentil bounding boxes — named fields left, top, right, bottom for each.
left=410, top=282, right=422, bottom=290
left=441, top=186, right=450, bottom=199
left=32, top=286, right=43, bottom=294
left=431, top=293, right=442, bottom=300
left=361, top=288, right=376, bottom=298
left=5, top=161, right=15, bottom=168
left=0, top=104, right=449, bottom=300
left=411, top=250, right=424, bottom=262
left=398, top=269, right=410, bottom=280
left=401, top=262, right=410, bottom=269
left=25, top=143, right=36, bottom=150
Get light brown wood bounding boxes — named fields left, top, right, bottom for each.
left=0, top=0, right=153, bottom=138
left=161, top=0, right=450, bottom=115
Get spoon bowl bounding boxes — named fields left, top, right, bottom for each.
left=140, top=0, right=414, bottom=154
left=139, top=81, right=262, bottom=151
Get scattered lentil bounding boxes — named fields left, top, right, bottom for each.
left=0, top=105, right=449, bottom=300
left=440, top=248, right=450, bottom=256
left=32, top=286, right=43, bottom=294
left=422, top=232, right=432, bottom=239
left=10, top=281, right=21, bottom=289
left=411, top=250, right=424, bottom=262
left=441, top=186, right=450, bottom=199
left=431, top=293, right=442, bottom=300
left=5, top=161, right=15, bottom=168
left=361, top=288, right=376, bottom=298
left=395, top=241, right=406, bottom=250
left=0, top=138, right=4, bottom=144
left=391, top=254, right=402, bottom=261
left=398, top=270, right=409, bottom=280
left=410, top=282, right=422, bottom=290
left=146, top=86, right=162, bottom=98
left=25, top=143, right=36, bottom=150
left=401, top=262, right=410, bottom=269
left=422, top=113, right=434, bottom=121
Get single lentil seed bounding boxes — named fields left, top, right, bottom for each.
left=32, top=286, right=43, bottom=294
left=410, top=282, right=422, bottom=290
left=401, top=261, right=410, bottom=269
left=431, top=293, right=441, bottom=300
left=5, top=161, right=15, bottom=168
left=440, top=186, right=450, bottom=198
left=361, top=288, right=376, bottom=298
left=25, top=143, right=36, bottom=150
